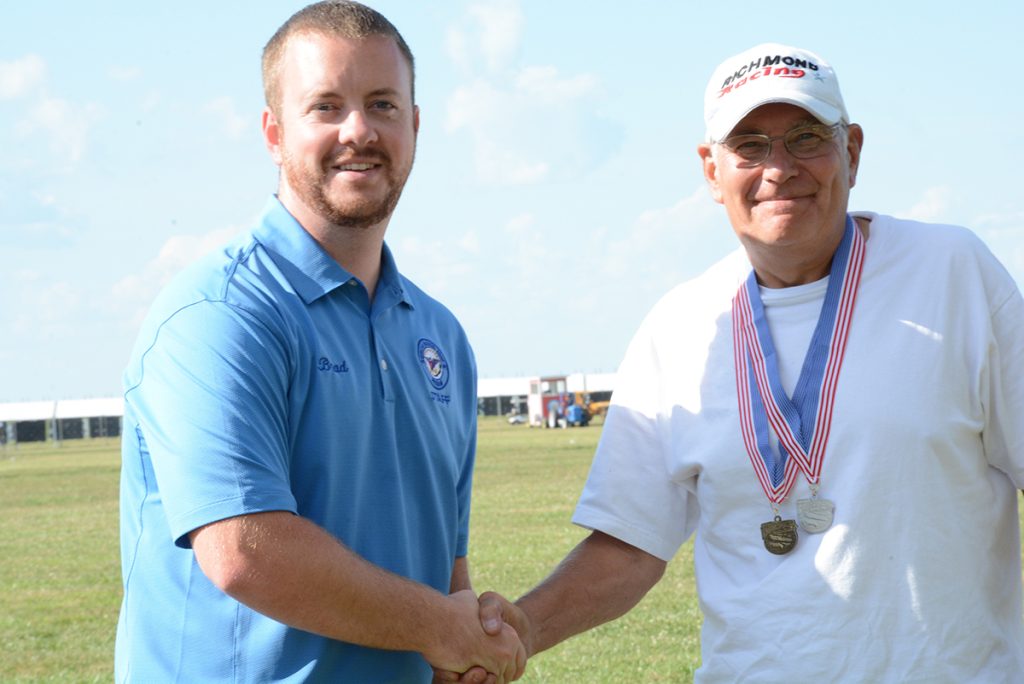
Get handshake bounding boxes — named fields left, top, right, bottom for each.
left=427, top=590, right=532, bottom=684
left=421, top=530, right=663, bottom=683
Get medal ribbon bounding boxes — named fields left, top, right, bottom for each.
left=731, top=216, right=865, bottom=504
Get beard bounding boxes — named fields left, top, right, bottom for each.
left=280, top=144, right=414, bottom=230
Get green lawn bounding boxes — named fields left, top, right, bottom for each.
left=1, top=419, right=1022, bottom=682
left=468, top=418, right=700, bottom=682
left=0, top=438, right=121, bottom=684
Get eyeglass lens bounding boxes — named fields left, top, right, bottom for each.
left=722, top=125, right=837, bottom=166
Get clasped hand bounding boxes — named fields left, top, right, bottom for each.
left=430, top=591, right=529, bottom=684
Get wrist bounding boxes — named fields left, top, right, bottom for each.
left=404, top=587, right=456, bottom=660
left=511, top=600, right=537, bottom=658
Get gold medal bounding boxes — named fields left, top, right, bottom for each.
left=761, top=516, right=798, bottom=554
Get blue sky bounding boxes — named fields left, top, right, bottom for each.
left=2, top=1, right=1022, bottom=401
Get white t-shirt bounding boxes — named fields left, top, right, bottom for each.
left=574, top=213, right=1024, bottom=683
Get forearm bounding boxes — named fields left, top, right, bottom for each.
left=516, top=531, right=666, bottom=656
left=190, top=511, right=526, bottom=681
left=191, top=511, right=449, bottom=653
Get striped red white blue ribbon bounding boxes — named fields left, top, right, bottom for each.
left=731, top=216, right=866, bottom=504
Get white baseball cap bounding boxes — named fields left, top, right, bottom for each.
left=703, top=43, right=848, bottom=142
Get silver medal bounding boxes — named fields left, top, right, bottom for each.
left=796, top=497, right=834, bottom=533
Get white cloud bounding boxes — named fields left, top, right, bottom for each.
left=459, top=230, right=481, bottom=254
left=35, top=191, right=57, bottom=206
left=15, top=96, right=101, bottom=165
left=451, top=212, right=556, bottom=313
left=472, top=134, right=549, bottom=185
left=0, top=188, right=79, bottom=246
left=467, top=0, right=523, bottom=71
left=444, top=26, right=471, bottom=71
left=974, top=209, right=1024, bottom=237
left=0, top=54, right=45, bottom=100
left=10, top=268, right=42, bottom=283
left=595, top=187, right=736, bottom=293
left=392, top=231, right=479, bottom=299
left=501, top=212, right=547, bottom=279
left=444, top=195, right=737, bottom=378
left=10, top=279, right=83, bottom=340
left=1, top=54, right=103, bottom=170
left=446, top=69, right=603, bottom=185
left=904, top=185, right=952, bottom=222
left=392, top=212, right=558, bottom=309
left=515, top=66, right=599, bottom=100
left=141, top=90, right=161, bottom=112
left=108, top=65, right=142, bottom=81
left=205, top=96, right=249, bottom=140
left=445, top=78, right=497, bottom=134
left=2, top=220, right=76, bottom=243
left=444, top=3, right=614, bottom=186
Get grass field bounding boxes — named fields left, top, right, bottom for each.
left=0, top=438, right=120, bottom=684
left=1, top=418, right=1022, bottom=682
left=468, top=418, right=701, bottom=682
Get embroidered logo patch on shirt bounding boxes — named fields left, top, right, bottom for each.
left=417, top=338, right=449, bottom=390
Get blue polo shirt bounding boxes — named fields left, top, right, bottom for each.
left=115, top=197, right=478, bottom=683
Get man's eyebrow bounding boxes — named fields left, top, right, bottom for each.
left=303, top=86, right=403, bottom=100
left=301, top=88, right=340, bottom=102
left=792, top=117, right=821, bottom=128
left=366, top=87, right=403, bottom=99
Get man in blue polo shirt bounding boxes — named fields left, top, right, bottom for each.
left=114, top=2, right=525, bottom=682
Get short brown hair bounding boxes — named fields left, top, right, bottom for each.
left=262, top=1, right=416, bottom=115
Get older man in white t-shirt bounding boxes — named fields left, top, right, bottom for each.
left=447, top=42, right=1024, bottom=684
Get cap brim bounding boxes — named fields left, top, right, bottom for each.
left=707, top=94, right=845, bottom=142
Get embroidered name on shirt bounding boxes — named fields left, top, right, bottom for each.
left=317, top=356, right=349, bottom=374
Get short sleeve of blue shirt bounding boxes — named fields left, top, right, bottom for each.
left=130, top=297, right=298, bottom=546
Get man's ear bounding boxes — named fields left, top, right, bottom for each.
left=845, top=123, right=864, bottom=188
left=262, top=107, right=283, bottom=166
left=698, top=143, right=724, bottom=204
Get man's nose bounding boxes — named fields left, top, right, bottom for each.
left=338, top=109, right=378, bottom=147
left=760, top=139, right=799, bottom=180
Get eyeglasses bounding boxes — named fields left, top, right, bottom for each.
left=716, top=123, right=844, bottom=168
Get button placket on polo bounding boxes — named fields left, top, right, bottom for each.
left=369, top=309, right=396, bottom=405
left=373, top=336, right=393, bottom=402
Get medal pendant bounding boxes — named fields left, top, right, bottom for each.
left=797, top=497, right=835, bottom=533
left=760, top=516, right=798, bottom=555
